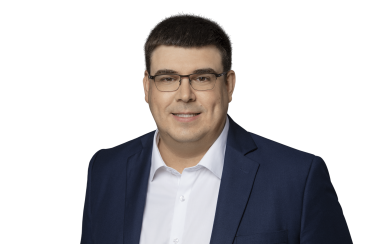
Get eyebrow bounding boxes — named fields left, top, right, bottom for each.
left=154, top=68, right=218, bottom=76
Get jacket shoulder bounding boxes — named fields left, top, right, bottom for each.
left=94, top=131, right=155, bottom=168
left=249, top=132, right=315, bottom=167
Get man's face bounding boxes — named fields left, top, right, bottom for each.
left=143, top=45, right=235, bottom=144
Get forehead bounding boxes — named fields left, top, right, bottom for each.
left=150, top=45, right=223, bottom=73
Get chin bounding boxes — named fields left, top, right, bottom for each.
left=169, top=129, right=205, bottom=143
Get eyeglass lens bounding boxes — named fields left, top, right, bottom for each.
left=154, top=74, right=217, bottom=91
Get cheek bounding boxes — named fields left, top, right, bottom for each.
left=200, top=92, right=225, bottom=115
left=149, top=91, right=172, bottom=120
left=214, top=93, right=229, bottom=116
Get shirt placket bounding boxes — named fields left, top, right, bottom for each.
left=168, top=168, right=194, bottom=244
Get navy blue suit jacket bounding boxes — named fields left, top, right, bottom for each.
left=81, top=115, right=352, bottom=244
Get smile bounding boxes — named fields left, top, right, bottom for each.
left=172, top=113, right=201, bottom=118
left=172, top=113, right=201, bottom=122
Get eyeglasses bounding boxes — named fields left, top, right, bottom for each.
left=148, top=71, right=227, bottom=92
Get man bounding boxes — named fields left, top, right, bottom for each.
left=80, top=14, right=352, bottom=244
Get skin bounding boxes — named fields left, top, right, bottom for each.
left=143, top=45, right=236, bottom=174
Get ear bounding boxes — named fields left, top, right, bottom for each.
left=143, top=70, right=150, bottom=103
left=225, top=70, right=236, bottom=103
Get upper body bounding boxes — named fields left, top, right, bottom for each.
left=80, top=14, right=352, bottom=244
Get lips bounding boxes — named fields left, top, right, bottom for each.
left=173, top=113, right=201, bottom=115
left=171, top=112, right=201, bottom=122
left=172, top=112, right=200, bottom=114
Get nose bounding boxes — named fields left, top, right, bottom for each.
left=175, top=76, right=196, bottom=103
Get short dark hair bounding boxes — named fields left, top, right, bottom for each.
left=144, top=14, right=232, bottom=74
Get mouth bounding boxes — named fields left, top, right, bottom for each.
left=172, top=113, right=201, bottom=118
left=171, top=112, right=202, bottom=122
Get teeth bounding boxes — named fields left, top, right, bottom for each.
left=174, top=113, right=199, bottom=117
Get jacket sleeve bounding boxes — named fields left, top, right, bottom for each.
left=300, top=156, right=353, bottom=243
left=80, top=150, right=101, bottom=244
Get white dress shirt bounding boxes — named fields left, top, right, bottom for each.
left=139, top=117, right=230, bottom=244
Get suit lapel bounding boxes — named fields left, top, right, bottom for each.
left=123, top=132, right=154, bottom=244
left=121, top=116, right=259, bottom=244
left=210, top=115, right=260, bottom=244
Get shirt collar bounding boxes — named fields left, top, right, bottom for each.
left=149, top=116, right=230, bottom=182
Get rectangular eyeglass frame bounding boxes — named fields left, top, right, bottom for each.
left=148, top=71, right=228, bottom=92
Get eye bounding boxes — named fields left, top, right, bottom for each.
left=197, top=76, right=210, bottom=82
left=164, top=77, right=174, bottom=82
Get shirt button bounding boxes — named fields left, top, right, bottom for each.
left=173, top=238, right=179, bottom=243
left=179, top=195, right=185, bottom=202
